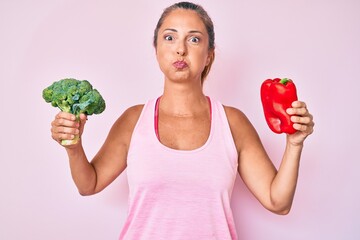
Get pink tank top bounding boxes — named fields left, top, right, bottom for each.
left=119, top=97, right=239, bottom=240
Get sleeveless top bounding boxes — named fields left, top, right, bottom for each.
left=119, top=97, right=239, bottom=240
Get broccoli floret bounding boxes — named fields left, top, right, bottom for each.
left=72, top=89, right=106, bottom=115
left=77, top=80, right=93, bottom=95
left=42, top=78, right=106, bottom=145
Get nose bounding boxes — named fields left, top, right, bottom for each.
left=177, top=49, right=185, bottom=56
left=177, top=50, right=185, bottom=56
left=176, top=41, right=186, bottom=56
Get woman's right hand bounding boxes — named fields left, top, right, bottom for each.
left=51, top=112, right=87, bottom=147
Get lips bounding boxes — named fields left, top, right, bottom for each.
left=173, top=60, right=188, bottom=70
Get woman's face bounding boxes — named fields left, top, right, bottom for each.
left=156, top=9, right=213, bottom=84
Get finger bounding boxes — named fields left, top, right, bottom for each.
left=51, top=126, right=79, bottom=140
left=293, top=123, right=314, bottom=134
left=291, top=113, right=313, bottom=124
left=291, top=101, right=307, bottom=108
left=77, top=113, right=87, bottom=134
left=287, top=107, right=308, bottom=116
left=79, top=113, right=88, bottom=122
left=52, top=123, right=79, bottom=142
left=54, top=132, right=77, bottom=142
left=51, top=119, right=79, bottom=138
left=52, top=116, right=79, bottom=128
left=51, top=112, right=79, bottom=145
left=56, top=111, right=76, bottom=121
left=55, top=125, right=79, bottom=135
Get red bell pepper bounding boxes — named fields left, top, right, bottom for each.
left=261, top=78, right=298, bottom=134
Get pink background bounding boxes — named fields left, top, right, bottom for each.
left=1, top=0, right=359, bottom=239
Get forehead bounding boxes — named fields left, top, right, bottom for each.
left=161, top=9, right=206, bottom=31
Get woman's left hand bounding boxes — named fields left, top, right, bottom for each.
left=286, top=101, right=314, bottom=146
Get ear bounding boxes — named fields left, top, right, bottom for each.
left=206, top=49, right=215, bottom=66
left=155, top=47, right=160, bottom=61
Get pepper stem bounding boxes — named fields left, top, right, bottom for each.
left=280, top=78, right=291, bottom=85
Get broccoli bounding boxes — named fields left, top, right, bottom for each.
left=42, top=78, right=106, bottom=145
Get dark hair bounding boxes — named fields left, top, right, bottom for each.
left=153, top=2, right=215, bottom=83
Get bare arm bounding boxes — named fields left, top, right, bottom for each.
left=225, top=101, right=314, bottom=214
left=51, top=105, right=143, bottom=195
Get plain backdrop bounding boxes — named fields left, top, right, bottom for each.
left=1, top=0, right=359, bottom=239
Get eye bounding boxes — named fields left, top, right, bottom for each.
left=164, top=35, right=173, bottom=41
left=189, top=36, right=200, bottom=43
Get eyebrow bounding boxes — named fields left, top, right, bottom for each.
left=162, top=28, right=204, bottom=35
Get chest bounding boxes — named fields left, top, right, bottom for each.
left=157, top=113, right=211, bottom=150
left=127, top=147, right=236, bottom=195
left=126, top=98, right=238, bottom=195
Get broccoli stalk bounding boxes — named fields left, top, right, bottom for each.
left=42, top=78, right=106, bottom=145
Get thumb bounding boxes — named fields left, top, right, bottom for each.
left=78, top=113, right=88, bottom=135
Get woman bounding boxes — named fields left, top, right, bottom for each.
left=51, top=2, right=314, bottom=239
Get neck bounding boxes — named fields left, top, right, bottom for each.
left=160, top=80, right=208, bottom=116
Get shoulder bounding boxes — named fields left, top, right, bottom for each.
left=223, top=105, right=250, bottom=126
left=123, top=104, right=144, bottom=119
left=106, top=104, right=144, bottom=142
left=99, top=104, right=145, bottom=155
left=222, top=105, right=259, bottom=151
left=113, top=104, right=144, bottom=130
